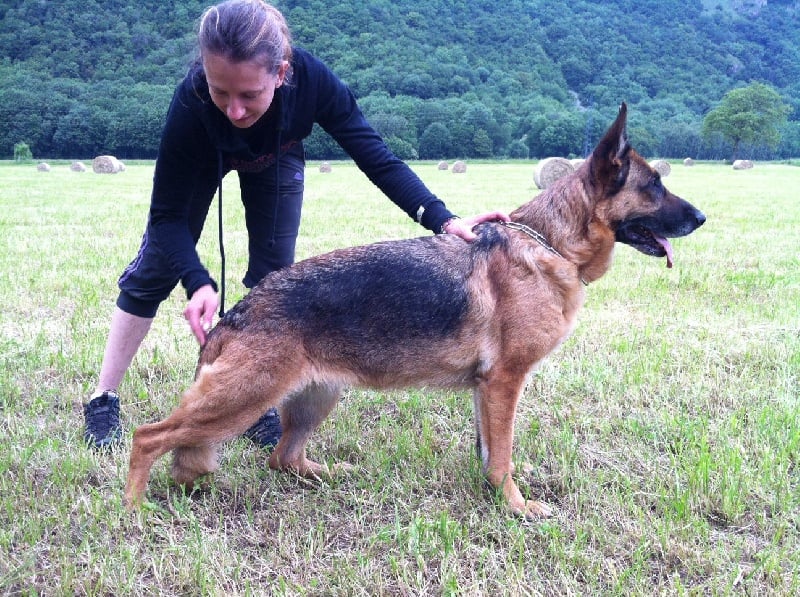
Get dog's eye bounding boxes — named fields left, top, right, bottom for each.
left=650, top=176, right=664, bottom=193
left=642, top=176, right=665, bottom=201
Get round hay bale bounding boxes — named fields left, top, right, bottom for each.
left=683, top=158, right=695, bottom=167
left=650, top=159, right=671, bottom=177
left=451, top=160, right=467, bottom=174
left=533, top=157, right=574, bottom=189
left=437, top=160, right=449, bottom=171
left=70, top=161, right=87, bottom=172
left=92, top=155, right=123, bottom=174
left=732, top=159, right=754, bottom=170
left=319, top=161, right=332, bottom=173
left=569, top=158, right=585, bottom=168
left=36, top=162, right=51, bottom=172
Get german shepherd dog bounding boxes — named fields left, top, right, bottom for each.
left=125, top=103, right=705, bottom=519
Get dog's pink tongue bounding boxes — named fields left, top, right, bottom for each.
left=655, top=235, right=674, bottom=268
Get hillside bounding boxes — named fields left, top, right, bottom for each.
left=1, top=0, right=798, bottom=159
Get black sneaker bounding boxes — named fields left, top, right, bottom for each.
left=83, top=391, right=122, bottom=449
left=243, top=408, right=282, bottom=448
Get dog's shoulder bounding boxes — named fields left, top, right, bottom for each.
left=470, top=221, right=511, bottom=254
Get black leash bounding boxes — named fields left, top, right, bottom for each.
left=217, top=149, right=226, bottom=318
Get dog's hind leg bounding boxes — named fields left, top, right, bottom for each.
left=474, top=371, right=553, bottom=520
left=125, top=412, right=226, bottom=509
left=125, top=417, right=179, bottom=508
left=269, top=382, right=343, bottom=479
left=125, top=356, right=302, bottom=508
left=125, top=388, right=231, bottom=508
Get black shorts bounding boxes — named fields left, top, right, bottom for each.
left=117, top=150, right=305, bottom=318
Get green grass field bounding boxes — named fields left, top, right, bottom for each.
left=0, top=159, right=798, bottom=595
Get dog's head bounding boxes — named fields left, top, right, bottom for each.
left=590, top=103, right=706, bottom=268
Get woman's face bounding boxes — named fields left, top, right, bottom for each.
left=203, top=52, right=289, bottom=129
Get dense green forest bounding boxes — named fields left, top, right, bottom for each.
left=2, top=0, right=799, bottom=160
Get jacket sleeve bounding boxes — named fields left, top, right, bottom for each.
left=147, top=84, right=219, bottom=298
left=303, top=55, right=454, bottom=233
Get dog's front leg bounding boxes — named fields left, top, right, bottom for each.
left=474, top=374, right=552, bottom=520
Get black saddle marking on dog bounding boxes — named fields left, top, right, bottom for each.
left=222, top=237, right=471, bottom=343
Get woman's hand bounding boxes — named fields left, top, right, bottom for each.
left=443, top=211, right=511, bottom=241
left=184, top=284, right=219, bottom=346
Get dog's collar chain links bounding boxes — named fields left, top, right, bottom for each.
left=503, top=221, right=589, bottom=286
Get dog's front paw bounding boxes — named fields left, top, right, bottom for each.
left=331, top=461, right=355, bottom=474
left=521, top=499, right=553, bottom=519
left=507, top=497, right=553, bottom=520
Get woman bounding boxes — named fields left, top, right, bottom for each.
left=83, top=0, right=508, bottom=449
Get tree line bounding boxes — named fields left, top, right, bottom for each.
left=1, top=0, right=798, bottom=161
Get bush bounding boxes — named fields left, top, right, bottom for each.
left=419, top=122, right=453, bottom=159
left=13, top=141, right=32, bottom=162
left=507, top=139, right=529, bottom=159
left=384, top=135, right=418, bottom=160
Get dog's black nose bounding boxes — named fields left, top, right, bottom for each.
left=695, top=210, right=706, bottom=227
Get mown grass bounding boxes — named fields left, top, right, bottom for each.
left=0, top=159, right=798, bottom=595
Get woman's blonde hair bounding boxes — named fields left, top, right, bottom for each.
left=198, top=0, right=292, bottom=75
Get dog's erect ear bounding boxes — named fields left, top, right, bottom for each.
left=590, top=102, right=631, bottom=194
left=607, top=102, right=629, bottom=162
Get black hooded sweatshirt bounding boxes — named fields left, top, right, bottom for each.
left=148, top=47, right=454, bottom=298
